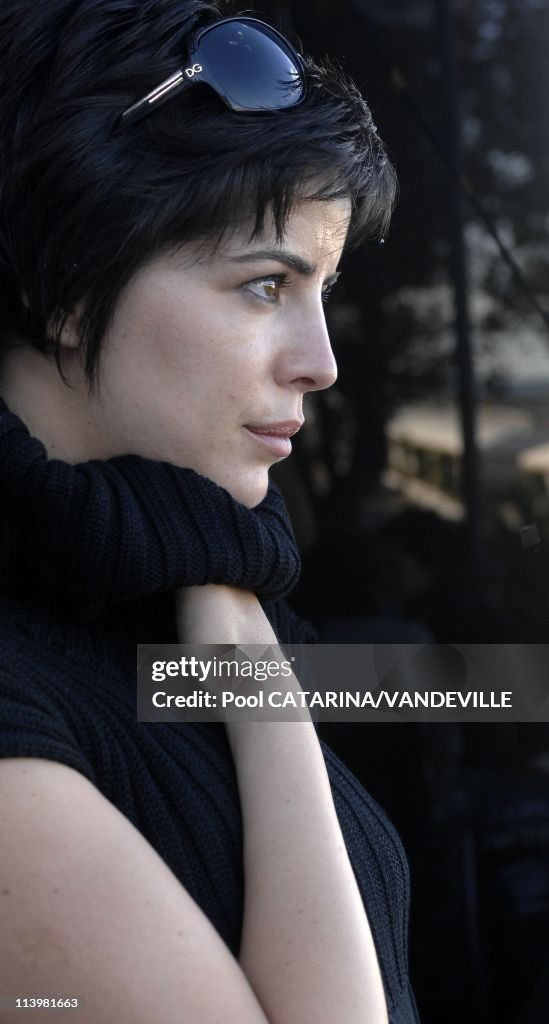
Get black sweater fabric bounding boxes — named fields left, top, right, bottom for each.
left=0, top=400, right=420, bottom=1023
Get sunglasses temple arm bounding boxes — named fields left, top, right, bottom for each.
left=118, top=69, right=191, bottom=128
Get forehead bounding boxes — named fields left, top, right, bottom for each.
left=221, top=197, right=351, bottom=258
left=276, top=198, right=351, bottom=258
left=162, top=197, right=351, bottom=273
left=243, top=197, right=352, bottom=259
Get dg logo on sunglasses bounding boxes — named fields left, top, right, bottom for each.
left=185, top=63, right=203, bottom=79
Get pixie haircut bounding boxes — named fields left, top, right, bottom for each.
left=0, top=0, right=397, bottom=388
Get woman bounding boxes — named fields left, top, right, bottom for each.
left=0, top=2, right=419, bottom=1022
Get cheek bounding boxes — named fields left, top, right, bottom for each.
left=100, top=292, right=183, bottom=380
left=179, top=330, right=269, bottom=398
left=104, top=281, right=272, bottom=403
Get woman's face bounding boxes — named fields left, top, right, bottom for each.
left=89, top=198, right=348, bottom=507
left=46, top=198, right=348, bottom=507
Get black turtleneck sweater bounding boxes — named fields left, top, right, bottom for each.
left=0, top=400, right=420, bottom=1024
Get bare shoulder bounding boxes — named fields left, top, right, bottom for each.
left=0, top=758, right=268, bottom=1024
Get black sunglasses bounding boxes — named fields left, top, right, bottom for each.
left=119, top=16, right=305, bottom=129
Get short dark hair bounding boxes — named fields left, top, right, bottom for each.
left=0, top=0, right=397, bottom=388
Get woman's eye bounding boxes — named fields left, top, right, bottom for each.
left=243, top=273, right=340, bottom=305
left=245, top=274, right=290, bottom=303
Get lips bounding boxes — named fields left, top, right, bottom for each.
left=244, top=420, right=304, bottom=438
left=243, top=420, right=303, bottom=458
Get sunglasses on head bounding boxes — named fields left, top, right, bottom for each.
left=118, top=16, right=305, bottom=129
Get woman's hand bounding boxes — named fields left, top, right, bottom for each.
left=174, top=584, right=279, bottom=647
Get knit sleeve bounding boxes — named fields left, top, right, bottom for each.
left=0, top=400, right=301, bottom=619
left=0, top=662, right=97, bottom=783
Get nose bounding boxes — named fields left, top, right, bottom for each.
left=277, top=300, right=338, bottom=394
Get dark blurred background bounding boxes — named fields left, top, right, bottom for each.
left=259, top=1, right=549, bottom=1021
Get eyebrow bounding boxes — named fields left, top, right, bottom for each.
left=228, top=248, right=341, bottom=287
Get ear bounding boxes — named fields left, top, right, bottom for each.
left=21, top=290, right=83, bottom=351
left=57, top=306, right=83, bottom=350
left=48, top=303, right=85, bottom=351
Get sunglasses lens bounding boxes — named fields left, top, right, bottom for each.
left=198, top=21, right=303, bottom=111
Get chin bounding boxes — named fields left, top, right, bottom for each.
left=231, top=470, right=270, bottom=509
left=240, top=484, right=270, bottom=509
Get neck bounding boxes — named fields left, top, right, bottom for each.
left=0, top=344, right=106, bottom=462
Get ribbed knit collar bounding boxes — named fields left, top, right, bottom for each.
left=0, top=397, right=301, bottom=624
